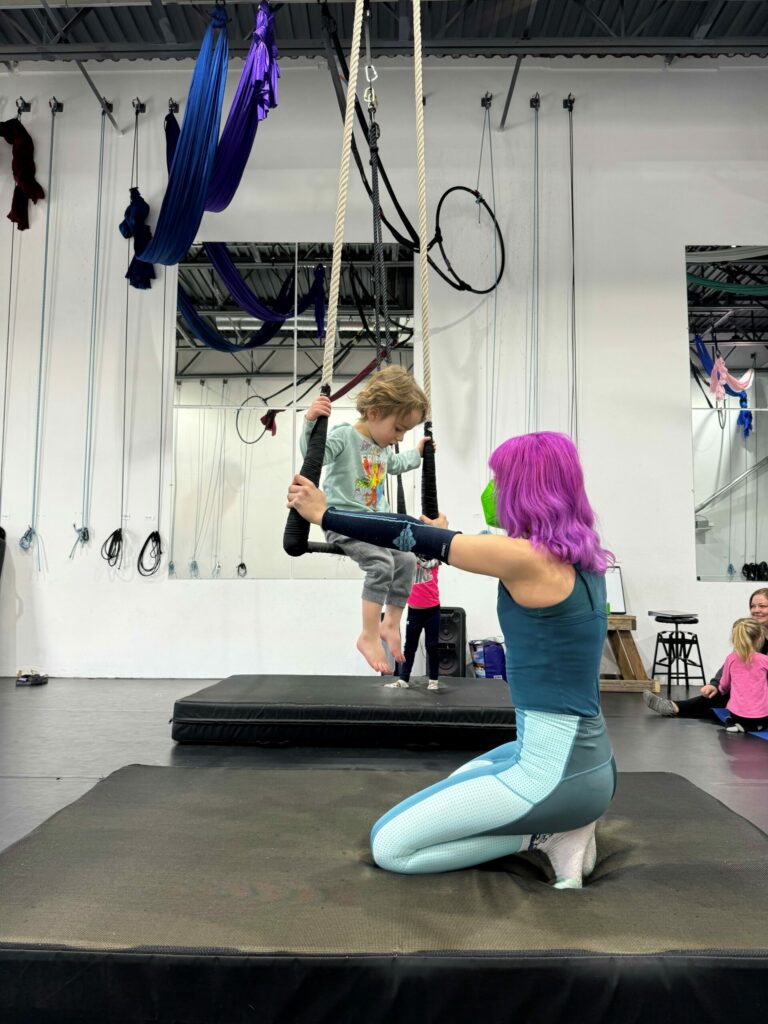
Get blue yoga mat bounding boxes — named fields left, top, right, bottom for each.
left=712, top=706, right=768, bottom=741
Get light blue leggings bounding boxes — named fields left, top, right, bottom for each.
left=370, top=708, right=616, bottom=874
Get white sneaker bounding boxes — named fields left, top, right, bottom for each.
left=725, top=722, right=745, bottom=733
left=528, top=821, right=597, bottom=889
left=384, top=680, right=409, bottom=689
left=427, top=680, right=440, bottom=691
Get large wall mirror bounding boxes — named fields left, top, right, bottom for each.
left=170, top=242, right=415, bottom=579
left=688, top=246, right=768, bottom=582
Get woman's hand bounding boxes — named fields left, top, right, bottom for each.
left=700, top=684, right=719, bottom=699
left=305, top=396, right=332, bottom=422
left=287, top=475, right=328, bottom=525
left=417, top=434, right=437, bottom=457
left=420, top=512, right=449, bottom=529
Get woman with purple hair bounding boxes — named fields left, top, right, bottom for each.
left=288, top=432, right=615, bottom=888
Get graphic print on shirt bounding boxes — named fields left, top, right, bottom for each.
left=355, top=441, right=386, bottom=510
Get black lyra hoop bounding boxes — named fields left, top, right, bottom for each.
left=430, top=185, right=506, bottom=296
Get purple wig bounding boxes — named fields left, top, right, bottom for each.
left=488, top=432, right=612, bottom=574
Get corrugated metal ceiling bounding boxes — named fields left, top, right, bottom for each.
left=0, top=1, right=767, bottom=63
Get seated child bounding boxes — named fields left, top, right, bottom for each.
left=301, top=365, right=432, bottom=674
left=719, top=617, right=768, bottom=733
left=387, top=564, right=442, bottom=691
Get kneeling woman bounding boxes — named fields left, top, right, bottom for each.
left=288, top=432, right=616, bottom=889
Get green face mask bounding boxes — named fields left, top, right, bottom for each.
left=481, top=479, right=499, bottom=528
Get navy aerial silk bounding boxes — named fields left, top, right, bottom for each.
left=177, top=265, right=325, bottom=354
left=140, top=5, right=229, bottom=266
left=206, top=0, right=279, bottom=212
left=119, top=187, right=156, bottom=290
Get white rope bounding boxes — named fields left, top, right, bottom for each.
left=322, top=0, right=365, bottom=389
left=412, top=0, right=431, bottom=417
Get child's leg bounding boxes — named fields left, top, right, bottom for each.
left=325, top=531, right=396, bottom=673
left=423, top=604, right=441, bottom=688
left=399, top=608, right=426, bottom=683
left=381, top=552, right=418, bottom=660
left=726, top=712, right=768, bottom=733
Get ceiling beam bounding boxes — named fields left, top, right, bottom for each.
left=1, top=36, right=768, bottom=61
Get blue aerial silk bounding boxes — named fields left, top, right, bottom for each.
left=177, top=265, right=325, bottom=354
left=694, top=334, right=752, bottom=439
left=140, top=6, right=229, bottom=266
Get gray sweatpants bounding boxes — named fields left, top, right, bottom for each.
left=325, top=530, right=417, bottom=607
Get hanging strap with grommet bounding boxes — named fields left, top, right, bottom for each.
left=526, top=93, right=540, bottom=435
left=102, top=149, right=134, bottom=571
left=0, top=208, right=16, bottom=564
left=71, top=103, right=110, bottom=557
left=411, top=0, right=438, bottom=521
left=20, top=98, right=62, bottom=566
left=167, top=381, right=181, bottom=577
left=362, top=0, right=392, bottom=372
left=137, top=272, right=171, bottom=577
left=563, top=92, right=578, bottom=444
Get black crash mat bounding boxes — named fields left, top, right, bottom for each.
left=1, top=768, right=767, bottom=1024
left=171, top=673, right=516, bottom=748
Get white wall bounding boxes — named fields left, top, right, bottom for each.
left=1, top=55, right=767, bottom=679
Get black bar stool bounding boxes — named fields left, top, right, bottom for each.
left=648, top=611, right=706, bottom=697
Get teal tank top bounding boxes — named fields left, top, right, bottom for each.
left=496, top=566, right=607, bottom=717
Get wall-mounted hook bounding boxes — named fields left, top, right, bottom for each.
left=168, top=98, right=179, bottom=113
left=563, top=93, right=575, bottom=111
left=132, top=97, right=146, bottom=115
left=530, top=93, right=540, bottom=111
left=481, top=92, right=492, bottom=109
left=100, top=98, right=113, bottom=115
left=49, top=97, right=64, bottom=114
left=16, top=96, right=30, bottom=117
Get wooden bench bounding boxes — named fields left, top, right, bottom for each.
left=600, top=614, right=660, bottom=693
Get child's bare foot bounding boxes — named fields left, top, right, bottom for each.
left=379, top=622, right=404, bottom=663
left=357, top=633, right=391, bottom=674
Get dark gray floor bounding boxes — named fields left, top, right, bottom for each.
left=1, top=676, right=767, bottom=854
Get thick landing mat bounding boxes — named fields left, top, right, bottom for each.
left=171, top=673, right=516, bottom=748
left=0, top=767, right=766, bottom=1024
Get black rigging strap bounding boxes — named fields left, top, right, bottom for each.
left=320, top=3, right=504, bottom=296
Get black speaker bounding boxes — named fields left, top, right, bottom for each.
left=438, top=606, right=466, bottom=677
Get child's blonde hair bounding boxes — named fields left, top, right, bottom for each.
left=356, top=365, right=428, bottom=423
left=731, top=617, right=764, bottom=664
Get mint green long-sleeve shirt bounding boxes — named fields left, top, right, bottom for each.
left=300, top=420, right=421, bottom=513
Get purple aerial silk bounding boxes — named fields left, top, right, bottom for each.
left=177, top=264, right=325, bottom=354
left=206, top=0, right=279, bottom=212
left=204, top=243, right=324, bottom=336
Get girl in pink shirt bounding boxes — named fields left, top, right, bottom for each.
left=720, top=617, right=768, bottom=733
left=387, top=565, right=441, bottom=692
